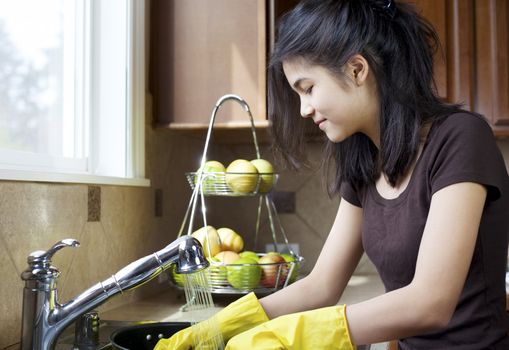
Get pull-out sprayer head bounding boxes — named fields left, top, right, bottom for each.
left=176, top=236, right=209, bottom=274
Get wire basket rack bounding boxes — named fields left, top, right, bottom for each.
left=172, top=94, right=304, bottom=295
left=185, top=172, right=279, bottom=196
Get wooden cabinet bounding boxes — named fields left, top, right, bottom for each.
left=475, top=0, right=509, bottom=130
left=150, top=0, right=509, bottom=135
left=408, top=0, right=509, bottom=135
left=150, top=0, right=268, bottom=130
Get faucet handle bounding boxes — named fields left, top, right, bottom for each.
left=22, top=239, right=80, bottom=283
left=28, top=238, right=80, bottom=266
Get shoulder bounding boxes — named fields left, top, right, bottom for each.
left=433, top=111, right=492, bottom=135
left=428, top=111, right=494, bottom=146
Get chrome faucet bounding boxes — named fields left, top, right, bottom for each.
left=20, top=235, right=209, bottom=350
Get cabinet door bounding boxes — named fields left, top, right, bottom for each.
left=408, top=0, right=476, bottom=110
left=150, top=0, right=267, bottom=129
left=475, top=0, right=509, bottom=129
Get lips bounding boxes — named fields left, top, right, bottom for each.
left=314, top=119, right=326, bottom=130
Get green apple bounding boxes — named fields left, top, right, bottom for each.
left=280, top=253, right=299, bottom=283
left=225, top=159, right=259, bottom=193
left=250, top=159, right=275, bottom=193
left=226, top=257, right=261, bottom=290
left=195, top=160, right=226, bottom=191
left=207, top=257, right=227, bottom=287
left=239, top=250, right=259, bottom=262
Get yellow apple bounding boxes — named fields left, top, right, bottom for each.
left=225, top=159, right=259, bottom=193
left=191, top=226, right=221, bottom=257
left=207, top=256, right=228, bottom=287
left=214, top=250, right=241, bottom=264
left=217, top=227, right=244, bottom=253
left=250, top=159, right=275, bottom=193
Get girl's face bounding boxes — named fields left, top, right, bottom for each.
left=282, top=58, right=380, bottom=145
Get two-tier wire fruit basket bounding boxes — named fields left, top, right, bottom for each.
left=171, top=94, right=304, bottom=295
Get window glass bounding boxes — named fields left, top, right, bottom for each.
left=0, top=0, right=147, bottom=185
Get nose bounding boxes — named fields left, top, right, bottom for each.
left=300, top=101, right=314, bottom=118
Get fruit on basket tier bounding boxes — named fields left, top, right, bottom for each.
left=175, top=225, right=301, bottom=291
left=225, top=159, right=259, bottom=193
left=226, top=257, right=262, bottom=290
left=191, top=158, right=276, bottom=194
left=259, top=252, right=288, bottom=288
left=250, top=158, right=275, bottom=193
left=217, top=227, right=244, bottom=252
left=194, top=160, right=226, bottom=191
left=239, top=250, right=259, bottom=262
left=191, top=226, right=221, bottom=257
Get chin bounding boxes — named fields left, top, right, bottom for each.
left=325, top=132, right=346, bottom=143
left=325, top=127, right=353, bottom=143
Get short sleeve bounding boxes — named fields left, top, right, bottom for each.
left=429, top=113, right=509, bottom=201
left=340, top=181, right=362, bottom=207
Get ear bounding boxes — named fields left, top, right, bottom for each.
left=347, top=54, right=370, bottom=86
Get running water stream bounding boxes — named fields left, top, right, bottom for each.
left=183, top=269, right=225, bottom=350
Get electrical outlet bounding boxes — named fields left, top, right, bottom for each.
left=265, top=243, right=300, bottom=255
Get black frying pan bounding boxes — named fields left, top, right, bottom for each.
left=110, top=322, right=191, bottom=350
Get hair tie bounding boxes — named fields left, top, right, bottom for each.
left=371, top=0, right=396, bottom=20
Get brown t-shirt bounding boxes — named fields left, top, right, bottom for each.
left=341, top=112, right=509, bottom=349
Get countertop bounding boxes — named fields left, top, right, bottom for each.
left=100, top=274, right=386, bottom=323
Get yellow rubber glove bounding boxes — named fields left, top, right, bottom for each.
left=225, top=305, right=355, bottom=350
left=154, top=292, right=269, bottom=350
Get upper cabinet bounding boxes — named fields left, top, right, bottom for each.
left=150, top=0, right=268, bottom=130
left=408, top=0, right=509, bottom=135
left=475, top=0, right=509, bottom=130
left=150, top=0, right=509, bottom=135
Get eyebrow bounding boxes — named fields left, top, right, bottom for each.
left=292, top=78, right=309, bottom=90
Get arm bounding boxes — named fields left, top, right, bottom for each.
left=260, top=197, right=365, bottom=319
left=346, top=182, right=487, bottom=345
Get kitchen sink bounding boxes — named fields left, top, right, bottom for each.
left=56, top=319, right=373, bottom=350
left=55, top=319, right=140, bottom=350
left=56, top=320, right=191, bottom=350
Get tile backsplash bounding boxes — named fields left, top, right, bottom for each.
left=2, top=124, right=509, bottom=348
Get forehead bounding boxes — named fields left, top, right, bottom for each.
left=282, top=58, right=316, bottom=80
left=282, top=58, right=343, bottom=88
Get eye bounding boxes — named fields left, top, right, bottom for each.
left=304, top=86, right=313, bottom=94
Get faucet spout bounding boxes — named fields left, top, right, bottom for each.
left=20, top=235, right=208, bottom=350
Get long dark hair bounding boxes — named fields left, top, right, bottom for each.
left=268, top=0, right=461, bottom=193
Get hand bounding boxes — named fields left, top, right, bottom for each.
left=225, top=305, right=355, bottom=350
left=154, top=292, right=269, bottom=350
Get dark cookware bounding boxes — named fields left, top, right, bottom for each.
left=110, top=322, right=191, bottom=350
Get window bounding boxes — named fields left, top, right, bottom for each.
left=0, top=0, right=148, bottom=186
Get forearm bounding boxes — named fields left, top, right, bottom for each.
left=346, top=282, right=449, bottom=345
left=260, top=273, right=341, bottom=319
